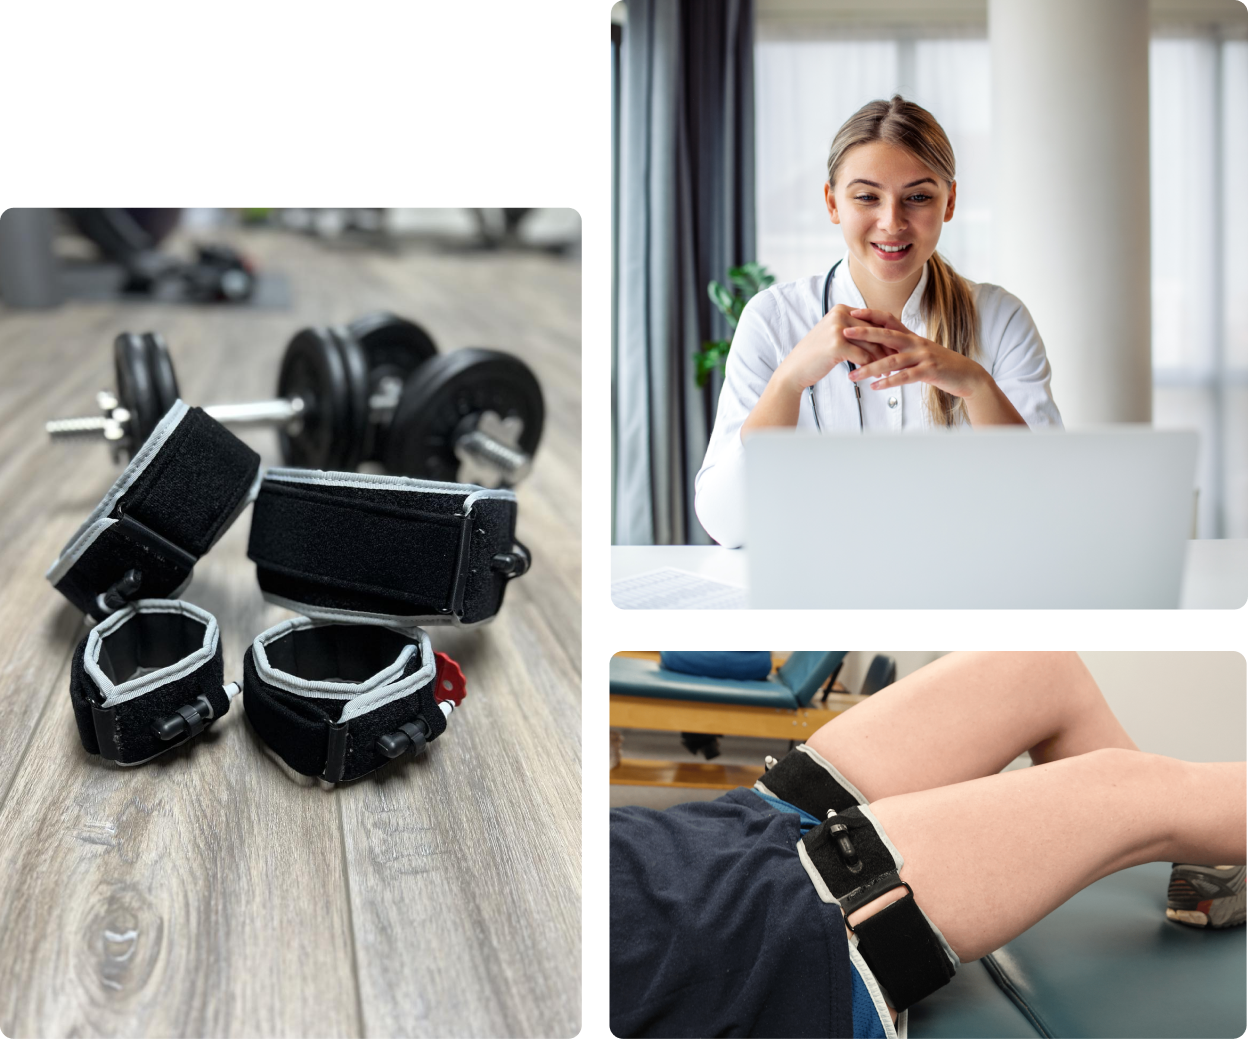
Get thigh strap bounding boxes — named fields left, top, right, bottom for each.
left=242, top=618, right=466, bottom=783
left=246, top=468, right=529, bottom=627
left=799, top=806, right=958, bottom=1010
left=755, top=744, right=868, bottom=816
left=47, top=401, right=261, bottom=619
left=69, top=599, right=237, bottom=765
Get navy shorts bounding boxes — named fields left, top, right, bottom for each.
left=610, top=788, right=855, bottom=1037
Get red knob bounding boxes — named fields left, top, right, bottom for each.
left=433, top=652, right=467, bottom=706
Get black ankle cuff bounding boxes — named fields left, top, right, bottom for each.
left=47, top=401, right=261, bottom=619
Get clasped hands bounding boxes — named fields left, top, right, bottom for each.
left=843, top=305, right=988, bottom=399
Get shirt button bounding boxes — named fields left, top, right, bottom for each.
left=888, top=396, right=899, bottom=409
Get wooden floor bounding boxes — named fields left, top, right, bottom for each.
left=0, top=225, right=581, bottom=1038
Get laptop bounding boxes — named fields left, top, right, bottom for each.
left=743, top=427, right=1198, bottom=609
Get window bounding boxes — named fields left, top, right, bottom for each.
left=755, top=36, right=991, bottom=283
left=611, top=4, right=625, bottom=541
left=1151, top=36, right=1247, bottom=538
left=754, top=29, right=1247, bottom=536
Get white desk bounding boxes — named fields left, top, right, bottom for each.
left=612, top=540, right=1248, bottom=610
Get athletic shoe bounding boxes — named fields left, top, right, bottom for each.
left=1166, top=863, right=1246, bottom=928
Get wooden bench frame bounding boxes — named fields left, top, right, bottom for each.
left=609, top=691, right=868, bottom=789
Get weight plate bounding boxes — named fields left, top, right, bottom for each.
left=348, top=311, right=438, bottom=377
left=383, top=348, right=544, bottom=483
left=328, top=326, right=370, bottom=471
left=145, top=333, right=180, bottom=417
left=348, top=312, right=439, bottom=461
left=113, top=332, right=167, bottom=452
left=276, top=327, right=365, bottom=471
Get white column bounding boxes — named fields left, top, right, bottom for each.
left=990, top=0, right=1152, bottom=426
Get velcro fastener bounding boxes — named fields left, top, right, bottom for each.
left=756, top=745, right=865, bottom=816
left=246, top=469, right=525, bottom=626
left=801, top=806, right=956, bottom=1010
left=68, top=599, right=232, bottom=765
left=852, top=894, right=956, bottom=1010
left=47, top=401, right=261, bottom=619
left=242, top=618, right=457, bottom=783
left=803, top=809, right=899, bottom=892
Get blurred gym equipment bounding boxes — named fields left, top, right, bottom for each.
left=66, top=209, right=257, bottom=302
left=45, top=313, right=544, bottom=488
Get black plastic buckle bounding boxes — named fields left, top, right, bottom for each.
left=91, top=703, right=121, bottom=761
left=445, top=507, right=475, bottom=618
left=491, top=538, right=531, bottom=578
left=843, top=877, right=915, bottom=929
left=101, top=568, right=144, bottom=613
left=826, top=816, right=863, bottom=873
left=152, top=696, right=213, bottom=741
left=377, top=719, right=430, bottom=760
left=92, top=694, right=215, bottom=763
left=118, top=512, right=197, bottom=572
left=324, top=721, right=349, bottom=783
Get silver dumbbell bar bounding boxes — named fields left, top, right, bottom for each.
left=46, top=386, right=532, bottom=485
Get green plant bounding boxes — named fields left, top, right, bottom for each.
left=695, top=261, right=775, bottom=388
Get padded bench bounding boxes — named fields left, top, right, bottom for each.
left=609, top=652, right=847, bottom=709
left=609, top=653, right=856, bottom=788
left=910, top=861, right=1246, bottom=1038
left=605, top=807, right=1242, bottom=1027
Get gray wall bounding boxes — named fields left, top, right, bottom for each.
left=1080, top=651, right=1245, bottom=761
left=841, top=651, right=1245, bottom=761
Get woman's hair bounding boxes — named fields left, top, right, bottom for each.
left=827, top=95, right=978, bottom=427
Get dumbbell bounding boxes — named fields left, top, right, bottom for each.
left=46, top=313, right=544, bottom=487
left=46, top=312, right=434, bottom=470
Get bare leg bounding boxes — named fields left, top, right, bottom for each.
left=806, top=652, right=1138, bottom=800
left=849, top=749, right=1247, bottom=963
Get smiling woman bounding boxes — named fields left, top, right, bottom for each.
left=694, top=96, right=1063, bottom=548
left=818, top=99, right=993, bottom=431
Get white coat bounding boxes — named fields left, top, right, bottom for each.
left=694, top=261, right=1063, bottom=547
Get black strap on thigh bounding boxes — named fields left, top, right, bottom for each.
left=68, top=600, right=236, bottom=765
left=802, top=807, right=956, bottom=1010
left=47, top=400, right=261, bottom=620
left=756, top=745, right=865, bottom=817
left=242, top=619, right=466, bottom=783
left=246, top=468, right=529, bottom=627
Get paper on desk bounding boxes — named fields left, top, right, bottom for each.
left=612, top=567, right=747, bottom=609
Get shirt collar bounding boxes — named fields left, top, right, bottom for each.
left=833, top=257, right=929, bottom=330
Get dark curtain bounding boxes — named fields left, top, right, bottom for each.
left=614, top=0, right=755, bottom=545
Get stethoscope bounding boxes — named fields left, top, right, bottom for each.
left=812, top=258, right=866, bottom=433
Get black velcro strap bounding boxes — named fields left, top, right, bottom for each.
left=242, top=619, right=452, bottom=783
left=759, top=747, right=862, bottom=817
left=802, top=807, right=955, bottom=1010
left=68, top=600, right=232, bottom=765
left=48, top=401, right=261, bottom=620
left=803, top=809, right=900, bottom=897
left=852, top=895, right=955, bottom=1010
left=246, top=469, right=526, bottom=626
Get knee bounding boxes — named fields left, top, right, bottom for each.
left=1038, top=651, right=1097, bottom=699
